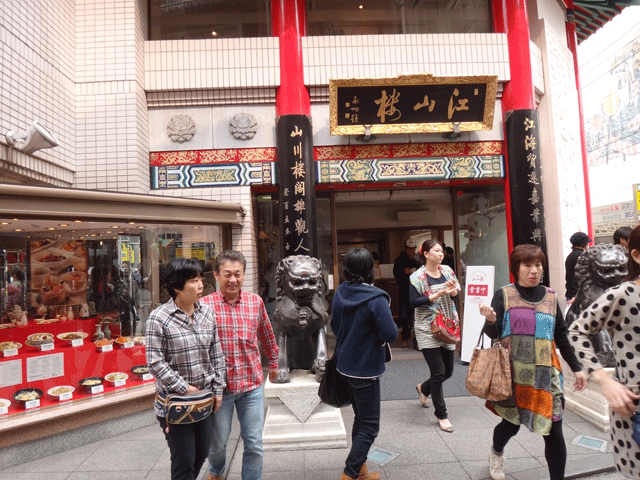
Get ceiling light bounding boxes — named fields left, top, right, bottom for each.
left=111, top=225, right=119, bottom=228
left=47, top=227, right=56, bottom=230
left=128, top=222, right=136, bottom=225
left=359, top=4, right=364, bottom=9
left=14, top=229, right=22, bottom=232
left=59, top=223, right=68, bottom=227
left=106, top=231, right=112, bottom=234
left=1, top=222, right=9, bottom=225
left=74, top=220, right=82, bottom=223
left=211, top=31, right=218, bottom=37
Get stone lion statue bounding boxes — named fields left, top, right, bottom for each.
left=271, top=255, right=329, bottom=383
left=565, top=243, right=628, bottom=367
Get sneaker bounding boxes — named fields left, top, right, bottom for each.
left=489, top=449, right=505, bottom=480
left=415, top=384, right=429, bottom=407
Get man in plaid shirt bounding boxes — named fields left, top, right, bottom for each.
left=203, top=250, right=278, bottom=480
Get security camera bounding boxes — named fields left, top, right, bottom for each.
left=5, top=121, right=59, bottom=154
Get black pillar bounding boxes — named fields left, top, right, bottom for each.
left=505, top=109, right=550, bottom=284
left=276, top=115, right=317, bottom=259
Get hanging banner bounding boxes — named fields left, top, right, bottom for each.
left=461, top=265, right=495, bottom=363
left=505, top=109, right=549, bottom=284
left=276, top=115, right=317, bottom=258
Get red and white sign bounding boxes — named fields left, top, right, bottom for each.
left=461, top=265, right=495, bottom=363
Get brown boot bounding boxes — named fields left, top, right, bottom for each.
left=206, top=475, right=221, bottom=480
left=358, top=463, right=380, bottom=480
left=340, top=473, right=357, bottom=480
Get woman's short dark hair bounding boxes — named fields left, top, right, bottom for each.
left=343, top=248, right=374, bottom=284
left=614, top=226, right=633, bottom=245
left=214, top=250, right=246, bottom=273
left=509, top=244, right=546, bottom=279
left=164, top=258, right=203, bottom=299
left=418, top=239, right=443, bottom=265
left=625, top=225, right=640, bottom=281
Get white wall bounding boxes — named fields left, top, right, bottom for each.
left=0, top=0, right=76, bottom=185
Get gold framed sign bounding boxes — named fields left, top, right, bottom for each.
left=329, top=73, right=498, bottom=135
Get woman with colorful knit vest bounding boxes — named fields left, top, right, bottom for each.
left=479, top=244, right=587, bottom=480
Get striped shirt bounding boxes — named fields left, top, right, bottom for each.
left=201, top=290, right=278, bottom=394
left=145, top=298, right=226, bottom=416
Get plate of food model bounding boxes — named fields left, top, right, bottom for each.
left=130, top=365, right=150, bottom=377
left=47, top=385, right=75, bottom=397
left=26, top=332, right=54, bottom=347
left=57, top=332, right=89, bottom=342
left=78, top=377, right=105, bottom=391
left=105, top=372, right=129, bottom=383
left=0, top=341, right=22, bottom=351
left=13, top=388, right=43, bottom=404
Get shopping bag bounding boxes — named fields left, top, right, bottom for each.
left=318, top=354, right=351, bottom=408
left=465, top=332, right=512, bottom=402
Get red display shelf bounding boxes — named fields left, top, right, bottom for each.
left=0, top=319, right=150, bottom=417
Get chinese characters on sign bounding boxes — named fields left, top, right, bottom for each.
left=330, top=74, right=498, bottom=135
left=505, top=109, right=549, bottom=283
left=276, top=115, right=317, bottom=258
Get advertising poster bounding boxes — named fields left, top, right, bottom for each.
left=461, top=265, right=495, bottom=363
left=30, top=239, right=88, bottom=309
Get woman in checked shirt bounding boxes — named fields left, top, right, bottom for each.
left=145, top=258, right=227, bottom=480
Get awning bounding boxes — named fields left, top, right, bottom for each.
left=570, top=1, right=640, bottom=43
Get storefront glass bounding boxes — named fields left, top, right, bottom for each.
left=148, top=0, right=491, bottom=40
left=149, top=0, right=270, bottom=40
left=307, top=0, right=491, bottom=36
left=0, top=218, right=223, bottom=415
left=456, top=188, right=510, bottom=301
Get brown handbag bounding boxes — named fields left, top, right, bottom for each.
left=465, top=332, right=512, bottom=402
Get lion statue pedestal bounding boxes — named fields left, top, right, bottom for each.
left=263, top=370, right=347, bottom=451
left=560, top=356, right=614, bottom=432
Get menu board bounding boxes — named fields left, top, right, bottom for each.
left=29, top=240, right=88, bottom=308
left=0, top=359, right=23, bottom=388
left=26, top=353, right=64, bottom=382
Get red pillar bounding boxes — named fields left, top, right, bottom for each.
left=566, top=1, right=595, bottom=241
left=272, top=0, right=310, bottom=116
left=493, top=0, right=536, bottom=256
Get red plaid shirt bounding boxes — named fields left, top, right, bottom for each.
left=201, top=290, right=278, bottom=394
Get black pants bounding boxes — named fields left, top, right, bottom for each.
left=158, top=415, right=213, bottom=480
left=344, top=376, right=381, bottom=479
left=493, top=418, right=567, bottom=480
left=419, top=346, right=454, bottom=419
left=397, top=301, right=414, bottom=340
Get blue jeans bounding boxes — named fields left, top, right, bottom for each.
left=344, top=376, right=381, bottom=479
left=208, top=384, right=264, bottom=480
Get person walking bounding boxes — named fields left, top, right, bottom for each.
left=332, top=248, right=398, bottom=480
left=479, top=244, right=587, bottom=480
left=202, top=250, right=279, bottom=480
left=565, top=231, right=591, bottom=307
left=410, top=239, right=460, bottom=432
left=569, top=224, right=640, bottom=478
left=145, top=258, right=226, bottom=480
left=393, top=238, right=421, bottom=348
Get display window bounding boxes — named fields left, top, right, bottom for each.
left=0, top=218, right=223, bottom=416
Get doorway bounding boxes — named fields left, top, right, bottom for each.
left=253, top=185, right=508, bottom=324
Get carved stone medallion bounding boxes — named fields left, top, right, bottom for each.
left=230, top=113, right=258, bottom=140
left=167, top=115, right=196, bottom=143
